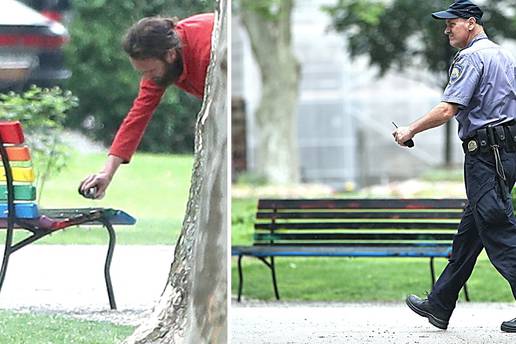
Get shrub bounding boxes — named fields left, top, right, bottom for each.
left=0, top=86, right=78, bottom=200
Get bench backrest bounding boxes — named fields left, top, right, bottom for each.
left=0, top=121, right=39, bottom=220
left=254, top=199, right=466, bottom=247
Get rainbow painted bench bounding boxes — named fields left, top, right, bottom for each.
left=0, top=121, right=136, bottom=309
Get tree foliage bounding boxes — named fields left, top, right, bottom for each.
left=64, top=0, right=212, bottom=153
left=325, top=0, right=516, bottom=87
left=325, top=0, right=516, bottom=166
left=0, top=86, right=78, bottom=200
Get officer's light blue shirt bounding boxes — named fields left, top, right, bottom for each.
left=442, top=34, right=516, bottom=140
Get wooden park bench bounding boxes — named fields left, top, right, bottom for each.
left=0, top=121, right=136, bottom=309
left=232, top=198, right=470, bottom=302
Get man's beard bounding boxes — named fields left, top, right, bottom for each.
left=154, top=52, right=183, bottom=87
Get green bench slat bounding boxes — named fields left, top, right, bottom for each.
left=0, top=185, right=36, bottom=201
left=256, top=211, right=464, bottom=220
left=251, top=242, right=453, bottom=247
left=255, top=222, right=460, bottom=230
left=254, top=232, right=455, bottom=241
left=258, top=199, right=467, bottom=210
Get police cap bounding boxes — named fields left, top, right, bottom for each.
left=432, top=0, right=483, bottom=23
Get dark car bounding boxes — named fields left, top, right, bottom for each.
left=0, top=0, right=70, bottom=91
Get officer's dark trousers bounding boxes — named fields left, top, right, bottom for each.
left=428, top=150, right=516, bottom=317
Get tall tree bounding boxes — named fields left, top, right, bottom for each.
left=240, top=0, right=300, bottom=184
left=122, top=1, right=227, bottom=343
left=325, top=0, right=516, bottom=166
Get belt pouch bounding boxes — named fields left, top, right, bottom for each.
left=505, top=124, right=516, bottom=152
left=476, top=128, right=489, bottom=153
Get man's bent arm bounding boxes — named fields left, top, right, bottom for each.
left=109, top=78, right=166, bottom=162
left=393, top=102, right=458, bottom=146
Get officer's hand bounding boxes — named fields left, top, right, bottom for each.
left=78, top=172, right=112, bottom=199
left=392, top=126, right=414, bottom=147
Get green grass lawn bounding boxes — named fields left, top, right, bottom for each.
left=231, top=197, right=516, bottom=302
left=6, top=152, right=193, bottom=245
left=0, top=311, right=133, bottom=344
left=0, top=153, right=191, bottom=342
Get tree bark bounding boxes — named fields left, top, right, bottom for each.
left=241, top=0, right=300, bottom=184
left=122, top=1, right=227, bottom=343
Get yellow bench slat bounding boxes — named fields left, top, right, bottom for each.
left=0, top=167, right=35, bottom=182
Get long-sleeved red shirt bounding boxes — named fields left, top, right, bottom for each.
left=109, top=13, right=214, bottom=162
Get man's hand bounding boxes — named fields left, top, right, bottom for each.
left=392, top=126, right=415, bottom=147
left=78, top=155, right=123, bottom=200
left=78, top=171, right=112, bottom=199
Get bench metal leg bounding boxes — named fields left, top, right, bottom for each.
left=257, top=256, right=281, bottom=300
left=102, top=220, right=117, bottom=310
left=0, top=227, right=13, bottom=294
left=430, top=257, right=470, bottom=301
left=463, top=283, right=470, bottom=302
left=237, top=255, right=244, bottom=302
left=270, top=257, right=280, bottom=300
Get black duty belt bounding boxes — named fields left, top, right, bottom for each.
left=463, top=122, right=515, bottom=199
left=462, top=122, right=516, bottom=155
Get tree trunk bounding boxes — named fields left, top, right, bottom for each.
left=122, top=1, right=227, bottom=343
left=241, top=0, right=300, bottom=184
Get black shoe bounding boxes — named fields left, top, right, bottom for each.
left=501, top=318, right=516, bottom=332
left=405, top=294, right=449, bottom=330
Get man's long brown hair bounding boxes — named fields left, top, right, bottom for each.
left=122, top=17, right=181, bottom=60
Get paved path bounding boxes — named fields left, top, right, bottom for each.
left=0, top=245, right=175, bottom=324
left=232, top=301, right=516, bottom=344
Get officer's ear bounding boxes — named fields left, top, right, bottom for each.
left=467, top=17, right=476, bottom=31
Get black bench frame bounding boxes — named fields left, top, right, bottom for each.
left=232, top=198, right=470, bottom=302
left=0, top=131, right=131, bottom=310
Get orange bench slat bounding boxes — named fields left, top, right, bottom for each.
left=5, top=146, right=31, bottom=161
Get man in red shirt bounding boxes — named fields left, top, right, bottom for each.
left=79, top=13, right=214, bottom=198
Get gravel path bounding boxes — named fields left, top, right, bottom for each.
left=0, top=245, right=175, bottom=325
left=232, top=301, right=516, bottom=344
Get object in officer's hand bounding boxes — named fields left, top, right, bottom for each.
left=392, top=122, right=415, bottom=148
left=79, top=187, right=97, bottom=199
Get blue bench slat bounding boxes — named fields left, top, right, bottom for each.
left=0, top=203, right=39, bottom=219
left=106, top=210, right=136, bottom=225
left=231, top=245, right=452, bottom=258
left=0, top=207, right=136, bottom=226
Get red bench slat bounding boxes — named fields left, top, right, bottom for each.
left=0, top=122, right=24, bottom=144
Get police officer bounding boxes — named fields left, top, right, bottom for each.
left=392, top=0, right=516, bottom=332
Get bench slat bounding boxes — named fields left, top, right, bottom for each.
left=40, top=208, right=137, bottom=225
left=257, top=211, right=463, bottom=220
left=255, top=222, right=459, bottom=230
left=258, top=199, right=466, bottom=210
left=0, top=208, right=136, bottom=228
left=5, top=146, right=31, bottom=161
left=0, top=122, right=24, bottom=144
left=0, top=185, right=36, bottom=201
left=0, top=203, right=39, bottom=218
left=232, top=245, right=452, bottom=257
left=0, top=166, right=35, bottom=182
left=252, top=242, right=453, bottom=247
left=255, top=233, right=455, bottom=241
